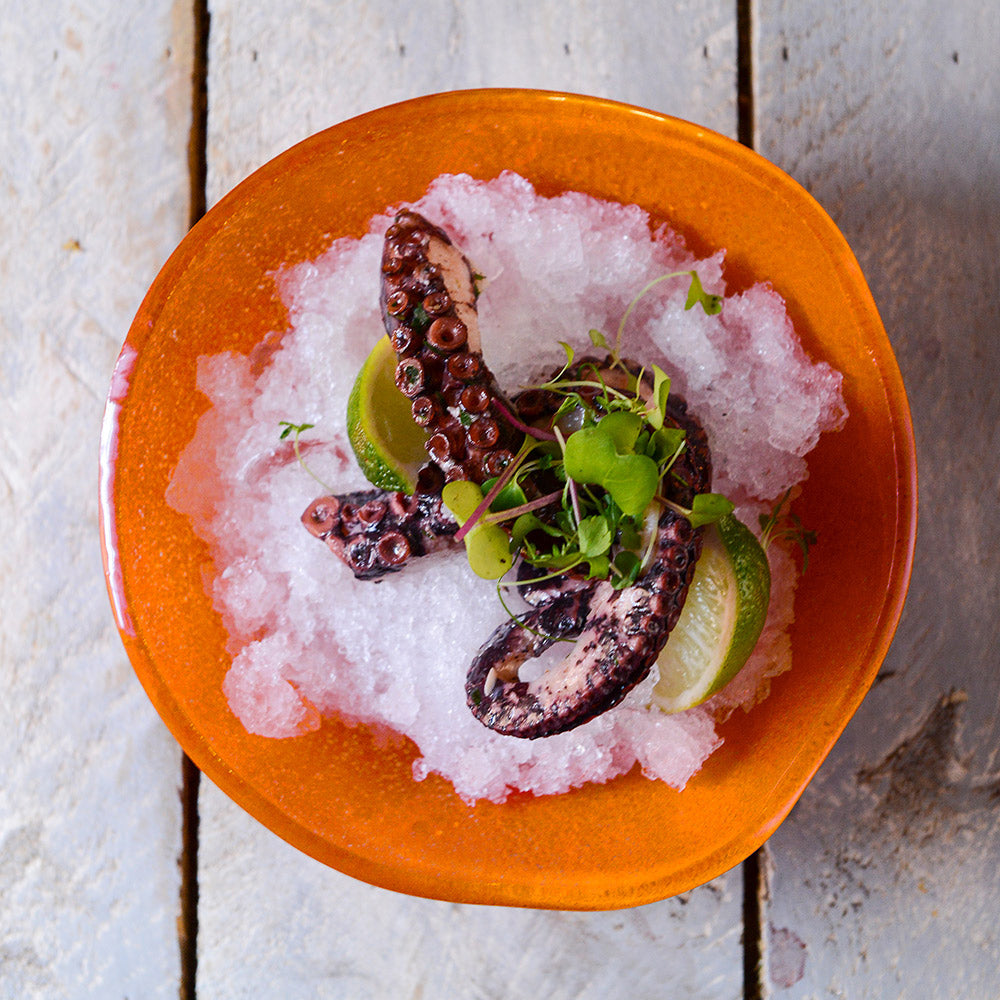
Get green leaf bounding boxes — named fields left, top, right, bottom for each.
left=601, top=454, right=659, bottom=518
left=557, top=341, right=575, bottom=366
left=685, top=271, right=723, bottom=315
left=588, top=328, right=610, bottom=350
left=577, top=515, right=613, bottom=557
left=278, top=420, right=313, bottom=440
left=612, top=550, right=642, bottom=588
left=442, top=479, right=518, bottom=579
left=563, top=425, right=617, bottom=483
left=555, top=508, right=575, bottom=535
left=481, top=477, right=528, bottom=513
left=596, top=410, right=642, bottom=453
left=511, top=513, right=539, bottom=549
left=441, top=480, right=485, bottom=525
left=563, top=419, right=659, bottom=519
left=464, top=522, right=514, bottom=579
left=617, top=521, right=641, bottom=550
left=647, top=365, right=671, bottom=430
left=687, top=492, right=735, bottom=528
left=585, top=555, right=611, bottom=579
left=650, top=426, right=686, bottom=465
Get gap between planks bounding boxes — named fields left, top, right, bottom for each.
left=736, top=2, right=765, bottom=997
left=179, top=1, right=209, bottom=996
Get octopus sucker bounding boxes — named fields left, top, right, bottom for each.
left=379, top=210, right=523, bottom=485
left=302, top=487, right=458, bottom=580
left=304, top=208, right=718, bottom=738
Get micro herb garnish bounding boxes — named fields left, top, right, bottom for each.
left=442, top=479, right=514, bottom=579
left=442, top=372, right=730, bottom=589
left=610, top=270, right=722, bottom=369
left=681, top=492, right=736, bottom=528
left=435, top=270, right=731, bottom=625
left=759, top=488, right=818, bottom=570
left=279, top=420, right=314, bottom=440
left=410, top=303, right=431, bottom=334
left=278, top=421, right=333, bottom=490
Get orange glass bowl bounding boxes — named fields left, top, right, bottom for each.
left=99, top=90, right=916, bottom=909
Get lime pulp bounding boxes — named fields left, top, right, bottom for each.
left=651, top=514, right=771, bottom=713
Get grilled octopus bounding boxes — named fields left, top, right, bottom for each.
left=302, top=210, right=712, bottom=739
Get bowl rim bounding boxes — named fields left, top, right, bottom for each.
left=100, top=87, right=918, bottom=908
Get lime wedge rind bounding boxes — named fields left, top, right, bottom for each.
left=346, top=335, right=429, bottom=493
left=651, top=514, right=770, bottom=714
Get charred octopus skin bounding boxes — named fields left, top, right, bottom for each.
left=380, top=210, right=524, bottom=485
left=303, top=209, right=527, bottom=581
left=305, top=208, right=716, bottom=738
left=301, top=485, right=458, bottom=581
left=466, top=509, right=704, bottom=738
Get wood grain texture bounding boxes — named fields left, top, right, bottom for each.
left=196, top=2, right=745, bottom=995
left=204, top=0, right=738, bottom=207
left=0, top=1, right=194, bottom=995
left=754, top=3, right=1000, bottom=996
left=197, top=781, right=743, bottom=1000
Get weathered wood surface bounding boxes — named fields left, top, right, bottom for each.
left=196, top=3, right=745, bottom=998
left=203, top=1, right=737, bottom=207
left=198, top=788, right=742, bottom=1000
left=4, top=1, right=998, bottom=997
left=755, top=3, right=1000, bottom=996
left=0, top=1, right=193, bottom=996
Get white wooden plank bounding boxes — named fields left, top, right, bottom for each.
left=754, top=3, right=1000, bottom=996
left=197, top=2, right=744, bottom=995
left=197, top=780, right=743, bottom=1000
left=204, top=0, right=738, bottom=207
left=0, top=2, right=194, bottom=995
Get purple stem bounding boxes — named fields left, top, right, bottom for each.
left=454, top=445, right=529, bottom=543
left=484, top=489, right=563, bottom=524
left=492, top=397, right=558, bottom=441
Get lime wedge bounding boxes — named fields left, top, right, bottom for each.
left=651, top=513, right=770, bottom=713
left=346, top=335, right=428, bottom=493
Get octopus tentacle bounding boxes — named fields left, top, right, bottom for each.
left=301, top=487, right=458, bottom=580
left=466, top=507, right=704, bottom=738
left=470, top=587, right=597, bottom=685
left=305, top=209, right=720, bottom=738
left=380, top=211, right=524, bottom=484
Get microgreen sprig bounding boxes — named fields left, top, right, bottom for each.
left=278, top=421, right=333, bottom=491
left=592, top=269, right=723, bottom=369
left=759, top=488, right=817, bottom=570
